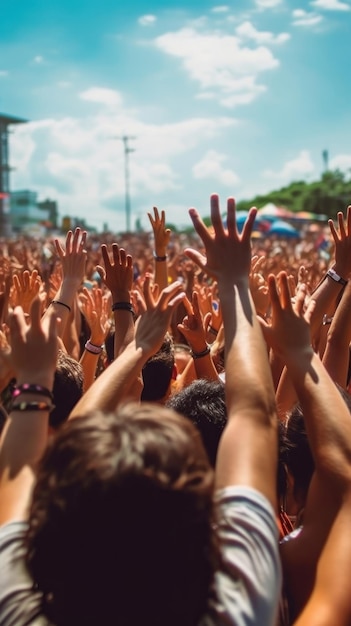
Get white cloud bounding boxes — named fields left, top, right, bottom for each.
left=79, top=87, right=123, bottom=107
left=262, top=150, right=315, bottom=181
left=329, top=154, right=351, bottom=173
left=236, top=21, right=290, bottom=44
left=211, top=5, right=230, bottom=13
left=193, top=150, right=240, bottom=186
left=138, top=14, right=157, bottom=26
left=255, top=0, right=283, bottom=7
left=0, top=70, right=8, bottom=77
left=154, top=27, right=280, bottom=108
left=9, top=103, right=237, bottom=230
left=311, top=0, right=350, bottom=10
left=292, top=9, right=323, bottom=26
left=33, top=55, right=44, bottom=64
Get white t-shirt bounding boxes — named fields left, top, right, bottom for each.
left=0, top=486, right=281, bottom=626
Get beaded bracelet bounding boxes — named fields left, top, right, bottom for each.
left=11, top=401, right=55, bottom=412
left=112, top=301, right=135, bottom=315
left=12, top=383, right=54, bottom=402
left=85, top=340, right=103, bottom=355
left=51, top=300, right=71, bottom=313
left=191, top=346, right=211, bottom=359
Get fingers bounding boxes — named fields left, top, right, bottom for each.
left=95, top=266, right=106, bottom=282
left=211, top=194, right=225, bottom=238
left=188, top=208, right=212, bottom=247
left=337, top=212, right=346, bottom=239
left=184, top=248, right=207, bottom=272
left=241, top=207, right=257, bottom=241
left=226, top=197, right=237, bottom=237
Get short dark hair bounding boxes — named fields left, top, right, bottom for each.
left=167, top=379, right=227, bottom=466
left=141, top=333, right=175, bottom=402
left=50, top=350, right=84, bottom=429
left=26, top=404, right=216, bottom=626
left=278, top=384, right=351, bottom=504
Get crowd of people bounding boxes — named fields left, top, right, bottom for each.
left=0, top=196, right=351, bottom=625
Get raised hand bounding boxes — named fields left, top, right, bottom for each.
left=185, top=194, right=256, bottom=285
left=80, top=286, right=111, bottom=346
left=134, top=276, right=185, bottom=357
left=11, top=269, right=42, bottom=315
left=147, top=206, right=171, bottom=257
left=96, top=244, right=133, bottom=302
left=249, top=256, right=269, bottom=319
left=177, top=291, right=209, bottom=354
left=54, top=227, right=87, bottom=285
left=261, top=272, right=316, bottom=362
left=10, top=297, right=59, bottom=388
left=328, top=205, right=351, bottom=279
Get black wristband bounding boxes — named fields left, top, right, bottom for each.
left=112, top=301, right=135, bottom=315
left=191, top=346, right=211, bottom=359
left=153, top=252, right=167, bottom=262
left=51, top=300, right=71, bottom=313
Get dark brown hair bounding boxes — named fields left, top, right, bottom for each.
left=26, top=404, right=216, bottom=626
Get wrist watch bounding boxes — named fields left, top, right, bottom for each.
left=326, top=268, right=347, bottom=286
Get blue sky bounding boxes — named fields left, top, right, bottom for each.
left=1, top=0, right=351, bottom=231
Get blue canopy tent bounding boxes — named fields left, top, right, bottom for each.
left=268, top=220, right=300, bottom=238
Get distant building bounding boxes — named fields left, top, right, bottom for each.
left=10, top=190, right=58, bottom=231
left=0, top=113, right=27, bottom=237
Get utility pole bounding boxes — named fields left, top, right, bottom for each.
left=117, top=135, right=136, bottom=232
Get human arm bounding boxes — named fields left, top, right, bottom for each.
left=69, top=279, right=185, bottom=418
left=148, top=206, right=171, bottom=292
left=79, top=286, right=111, bottom=391
left=185, top=195, right=278, bottom=508
left=262, top=273, right=351, bottom=624
left=177, top=291, right=218, bottom=384
left=96, top=243, right=134, bottom=359
left=42, top=228, right=87, bottom=352
left=308, top=207, right=351, bottom=341
left=321, top=280, right=351, bottom=389
left=0, top=298, right=58, bottom=525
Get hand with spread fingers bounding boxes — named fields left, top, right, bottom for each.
left=328, top=205, right=351, bottom=280
left=96, top=243, right=133, bottom=303
left=185, top=194, right=257, bottom=286
left=260, top=271, right=316, bottom=362
left=148, top=206, right=171, bottom=258
left=54, top=228, right=88, bottom=285
left=11, top=269, right=42, bottom=315
left=80, top=286, right=111, bottom=347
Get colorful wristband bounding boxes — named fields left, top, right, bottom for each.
left=12, top=383, right=54, bottom=401
left=85, top=340, right=103, bottom=355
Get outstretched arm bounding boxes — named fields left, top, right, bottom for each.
left=148, top=206, right=171, bottom=292
left=42, top=228, right=87, bottom=357
left=96, top=243, right=134, bottom=359
left=185, top=195, right=278, bottom=508
left=262, top=273, right=351, bottom=624
left=69, top=279, right=185, bottom=418
left=0, top=298, right=58, bottom=525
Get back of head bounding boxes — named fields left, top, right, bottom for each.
left=280, top=385, right=351, bottom=507
left=167, top=379, right=227, bottom=466
left=50, top=350, right=84, bottom=429
left=26, top=404, right=216, bottom=626
left=141, top=333, right=175, bottom=402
